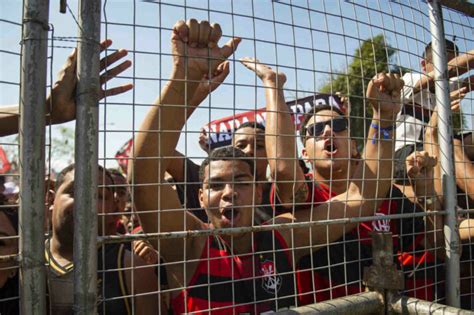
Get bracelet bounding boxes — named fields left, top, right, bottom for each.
left=370, top=123, right=394, bottom=144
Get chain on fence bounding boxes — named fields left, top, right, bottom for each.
left=0, top=0, right=473, bottom=314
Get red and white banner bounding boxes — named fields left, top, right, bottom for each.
left=114, top=93, right=343, bottom=163
left=199, top=93, right=343, bottom=151
left=115, top=139, right=133, bottom=173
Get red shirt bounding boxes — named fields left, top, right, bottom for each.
left=271, top=173, right=437, bottom=304
left=171, top=230, right=295, bottom=314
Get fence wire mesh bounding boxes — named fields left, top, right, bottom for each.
left=0, top=0, right=473, bottom=314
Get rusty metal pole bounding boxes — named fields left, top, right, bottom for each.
left=390, top=296, right=472, bottom=314
left=19, top=0, right=49, bottom=313
left=73, top=0, right=101, bottom=314
left=274, top=292, right=384, bottom=315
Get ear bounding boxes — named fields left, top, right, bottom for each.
left=350, top=139, right=359, bottom=159
left=421, top=59, right=427, bottom=72
left=301, top=148, right=309, bottom=162
left=198, top=188, right=205, bottom=208
left=47, top=189, right=55, bottom=207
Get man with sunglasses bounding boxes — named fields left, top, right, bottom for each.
left=297, top=107, right=443, bottom=303
left=240, top=58, right=447, bottom=303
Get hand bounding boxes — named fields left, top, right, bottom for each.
left=47, top=39, right=133, bottom=124
left=171, top=19, right=241, bottom=80
left=450, top=86, right=467, bottom=112
left=366, top=72, right=404, bottom=121
left=406, top=150, right=437, bottom=200
left=189, top=61, right=230, bottom=107
left=335, top=92, right=350, bottom=116
left=240, top=57, right=287, bottom=88
left=133, top=240, right=159, bottom=265
left=198, top=127, right=210, bottom=152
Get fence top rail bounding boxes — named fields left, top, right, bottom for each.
left=439, top=0, right=474, bottom=17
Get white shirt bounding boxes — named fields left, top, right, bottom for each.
left=395, top=72, right=460, bottom=151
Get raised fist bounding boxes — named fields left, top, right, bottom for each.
left=366, top=72, right=404, bottom=120
left=171, top=19, right=240, bottom=80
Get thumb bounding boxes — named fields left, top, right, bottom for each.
left=220, top=37, right=241, bottom=59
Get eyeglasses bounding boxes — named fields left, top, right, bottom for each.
left=305, top=117, right=348, bottom=138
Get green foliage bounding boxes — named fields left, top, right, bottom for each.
left=48, top=126, right=75, bottom=169
left=320, top=34, right=399, bottom=147
left=319, top=34, right=467, bottom=146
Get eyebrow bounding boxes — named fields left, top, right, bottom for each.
left=206, top=173, right=253, bottom=183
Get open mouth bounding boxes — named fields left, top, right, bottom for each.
left=323, top=140, right=338, bottom=156
left=221, top=206, right=240, bottom=226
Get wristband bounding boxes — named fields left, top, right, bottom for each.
left=370, top=123, right=394, bottom=144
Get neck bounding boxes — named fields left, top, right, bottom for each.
left=50, top=234, right=73, bottom=263
left=312, top=166, right=351, bottom=195
left=224, top=232, right=253, bottom=256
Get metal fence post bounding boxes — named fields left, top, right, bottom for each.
left=73, top=0, right=101, bottom=314
left=19, top=0, right=49, bottom=313
left=427, top=0, right=461, bottom=308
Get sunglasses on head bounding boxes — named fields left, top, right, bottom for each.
left=305, top=117, right=348, bottom=138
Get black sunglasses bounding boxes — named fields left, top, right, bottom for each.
left=306, top=117, right=348, bottom=138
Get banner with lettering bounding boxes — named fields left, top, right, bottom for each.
left=199, top=93, right=343, bottom=151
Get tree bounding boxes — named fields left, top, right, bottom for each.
left=320, top=34, right=465, bottom=147
left=2, top=126, right=75, bottom=175
left=320, top=34, right=400, bottom=147
left=46, top=126, right=75, bottom=174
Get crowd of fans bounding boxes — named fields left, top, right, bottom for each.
left=0, top=18, right=473, bottom=314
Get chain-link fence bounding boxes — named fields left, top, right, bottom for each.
left=0, top=0, right=473, bottom=314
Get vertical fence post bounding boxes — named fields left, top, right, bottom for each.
left=427, top=0, right=461, bottom=308
left=19, top=0, right=49, bottom=314
left=73, top=0, right=101, bottom=314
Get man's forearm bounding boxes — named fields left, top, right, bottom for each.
left=0, top=105, right=21, bottom=137
left=132, top=72, right=201, bottom=183
left=265, top=83, right=304, bottom=193
left=348, top=112, right=395, bottom=211
left=0, top=101, right=59, bottom=137
left=454, top=141, right=474, bottom=201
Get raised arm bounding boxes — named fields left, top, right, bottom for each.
left=282, top=73, right=403, bottom=253
left=453, top=138, right=474, bottom=202
left=413, top=49, right=474, bottom=94
left=129, top=19, right=239, bottom=257
left=0, top=39, right=132, bottom=137
left=166, top=65, right=230, bottom=182
left=240, top=58, right=306, bottom=206
left=405, top=151, right=445, bottom=257
left=424, top=94, right=474, bottom=201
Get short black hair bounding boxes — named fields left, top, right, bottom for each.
left=423, top=39, right=459, bottom=61
left=199, top=146, right=254, bottom=182
left=299, top=105, right=345, bottom=144
left=55, top=164, right=114, bottom=191
left=55, top=164, right=76, bottom=191
left=107, top=168, right=126, bottom=180
left=234, top=121, right=265, bottom=133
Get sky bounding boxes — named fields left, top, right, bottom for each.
left=1, top=0, right=473, bottom=171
